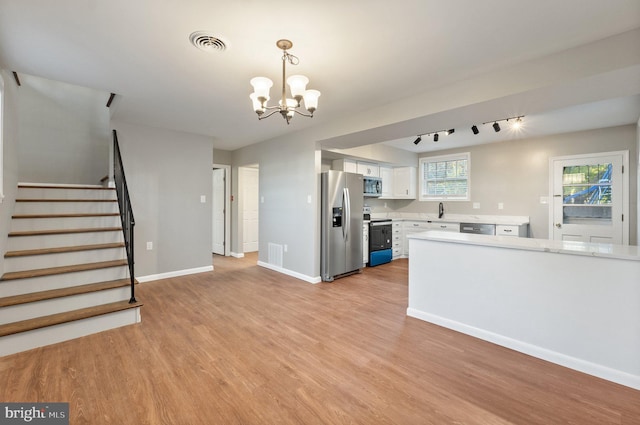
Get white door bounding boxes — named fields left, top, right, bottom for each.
left=212, top=168, right=226, bottom=255
left=241, top=166, right=259, bottom=253
left=551, top=151, right=627, bottom=244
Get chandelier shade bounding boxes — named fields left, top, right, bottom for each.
left=249, top=39, right=320, bottom=124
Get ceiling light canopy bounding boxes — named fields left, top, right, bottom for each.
left=249, top=39, right=321, bottom=124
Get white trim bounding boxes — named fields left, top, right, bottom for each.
left=18, top=182, right=106, bottom=188
left=407, top=307, right=640, bottom=391
left=230, top=251, right=245, bottom=258
left=257, top=261, right=322, bottom=284
left=137, top=265, right=213, bottom=283
left=212, top=163, right=231, bottom=256
left=419, top=152, right=471, bottom=201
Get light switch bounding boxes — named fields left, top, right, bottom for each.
left=146, top=242, right=153, bottom=250
left=498, top=202, right=504, bottom=210
left=540, top=196, right=549, bottom=204
left=200, top=195, right=206, bottom=203
left=473, top=202, right=480, bottom=209
left=307, top=195, right=312, bottom=204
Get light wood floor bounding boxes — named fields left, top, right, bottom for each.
left=1, top=253, right=638, bottom=424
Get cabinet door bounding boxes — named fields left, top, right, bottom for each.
left=357, top=162, right=380, bottom=177
left=379, top=166, right=394, bottom=198
left=393, top=167, right=416, bottom=199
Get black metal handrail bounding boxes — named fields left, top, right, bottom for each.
left=113, top=129, right=136, bottom=303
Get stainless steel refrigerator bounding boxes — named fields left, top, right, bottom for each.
left=321, top=170, right=364, bottom=281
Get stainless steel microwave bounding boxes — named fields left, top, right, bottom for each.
left=363, top=176, right=382, bottom=197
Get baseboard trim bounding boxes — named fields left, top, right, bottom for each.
left=230, top=252, right=245, bottom=258
left=137, top=265, right=214, bottom=283
left=257, top=261, right=321, bottom=284
left=406, top=307, right=640, bottom=391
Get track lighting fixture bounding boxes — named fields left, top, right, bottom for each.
left=411, top=127, right=455, bottom=145
left=477, top=116, right=525, bottom=134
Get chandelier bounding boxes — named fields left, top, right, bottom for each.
left=249, top=39, right=321, bottom=124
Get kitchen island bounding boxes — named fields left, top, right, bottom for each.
left=407, top=231, right=640, bottom=390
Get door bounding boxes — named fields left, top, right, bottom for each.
left=212, top=168, right=226, bottom=255
left=241, top=166, right=259, bottom=253
left=551, top=152, right=627, bottom=244
left=345, top=172, right=364, bottom=272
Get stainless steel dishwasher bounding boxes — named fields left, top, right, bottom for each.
left=459, top=223, right=495, bottom=235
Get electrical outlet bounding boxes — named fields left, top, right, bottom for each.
left=146, top=242, right=153, bottom=250
left=200, top=195, right=206, bottom=203
left=284, top=244, right=288, bottom=252
left=498, top=202, right=504, bottom=210
left=473, top=202, right=480, bottom=209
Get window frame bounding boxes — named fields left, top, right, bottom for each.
left=419, top=152, right=471, bottom=201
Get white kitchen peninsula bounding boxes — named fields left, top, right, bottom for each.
left=407, top=231, right=640, bottom=390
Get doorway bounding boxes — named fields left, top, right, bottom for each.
left=550, top=151, right=629, bottom=244
left=239, top=165, right=259, bottom=253
left=212, top=164, right=231, bottom=256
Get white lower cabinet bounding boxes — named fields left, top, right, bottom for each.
left=363, top=223, right=369, bottom=264
left=392, top=220, right=403, bottom=259
left=496, top=224, right=528, bottom=237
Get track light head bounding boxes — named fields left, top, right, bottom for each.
left=413, top=136, right=422, bottom=145
left=446, top=129, right=455, bottom=135
left=471, top=125, right=479, bottom=135
left=493, top=122, right=501, bottom=132
left=433, top=133, right=439, bottom=142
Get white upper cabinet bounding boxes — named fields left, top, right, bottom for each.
left=332, top=159, right=358, bottom=173
left=356, top=161, right=380, bottom=177
left=379, top=166, right=394, bottom=198
left=392, top=167, right=416, bottom=199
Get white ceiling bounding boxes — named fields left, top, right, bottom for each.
left=1, top=0, right=639, bottom=153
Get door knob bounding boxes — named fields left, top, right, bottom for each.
left=555, top=223, right=562, bottom=228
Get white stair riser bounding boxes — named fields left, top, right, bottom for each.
left=0, top=307, right=141, bottom=357
left=14, top=201, right=119, bottom=215
left=0, top=287, right=131, bottom=324
left=0, top=266, right=129, bottom=297
left=17, top=187, right=116, bottom=200
left=11, top=215, right=121, bottom=232
left=4, top=248, right=126, bottom=273
left=7, top=231, right=124, bottom=251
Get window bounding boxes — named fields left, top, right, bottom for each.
left=419, top=152, right=470, bottom=201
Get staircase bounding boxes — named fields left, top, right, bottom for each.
left=0, top=183, right=142, bottom=356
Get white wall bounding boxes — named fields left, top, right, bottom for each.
left=0, top=69, right=20, bottom=276
left=18, top=74, right=110, bottom=184
left=110, top=120, right=214, bottom=278
left=370, top=125, right=637, bottom=242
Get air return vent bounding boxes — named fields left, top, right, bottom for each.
left=189, top=31, right=227, bottom=52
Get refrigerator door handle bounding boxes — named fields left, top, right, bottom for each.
left=343, top=187, right=350, bottom=241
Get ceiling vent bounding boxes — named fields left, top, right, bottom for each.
left=189, top=31, right=226, bottom=52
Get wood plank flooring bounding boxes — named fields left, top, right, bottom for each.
left=0, top=253, right=638, bottom=424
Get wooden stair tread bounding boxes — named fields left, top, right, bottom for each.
left=1, top=259, right=128, bottom=281
left=12, top=213, right=120, bottom=219
left=0, top=300, right=143, bottom=337
left=0, top=278, right=138, bottom=307
left=18, top=184, right=114, bottom=190
left=9, top=227, right=122, bottom=237
left=5, top=243, right=126, bottom=258
left=16, top=199, right=116, bottom=202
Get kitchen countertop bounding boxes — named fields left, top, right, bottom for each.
left=409, top=230, right=640, bottom=261
left=370, top=213, right=529, bottom=226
